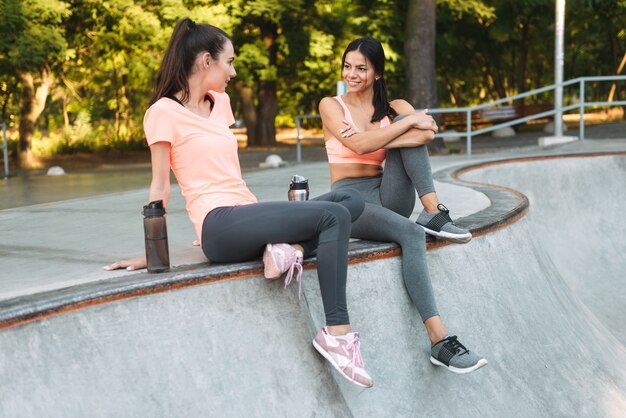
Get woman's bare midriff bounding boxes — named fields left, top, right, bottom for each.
left=329, top=163, right=383, bottom=185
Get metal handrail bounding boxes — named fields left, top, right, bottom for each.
left=295, top=75, right=626, bottom=160
left=427, top=75, right=626, bottom=155
left=295, top=114, right=322, bottom=163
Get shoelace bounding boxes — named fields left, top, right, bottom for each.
left=344, top=332, right=365, bottom=369
left=437, top=203, right=453, bottom=222
left=444, top=335, right=469, bottom=356
left=283, top=253, right=303, bottom=298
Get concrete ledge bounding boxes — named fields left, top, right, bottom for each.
left=0, top=161, right=528, bottom=331
left=2, top=151, right=622, bottom=330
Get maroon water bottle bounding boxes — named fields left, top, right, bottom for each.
left=142, top=200, right=170, bottom=273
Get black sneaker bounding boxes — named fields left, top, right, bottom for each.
left=416, top=204, right=472, bottom=244
left=430, top=335, right=487, bottom=374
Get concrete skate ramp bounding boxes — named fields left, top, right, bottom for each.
left=459, top=154, right=626, bottom=346
left=1, top=154, right=625, bottom=417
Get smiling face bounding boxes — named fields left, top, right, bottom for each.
left=205, top=40, right=237, bottom=92
left=342, top=50, right=378, bottom=93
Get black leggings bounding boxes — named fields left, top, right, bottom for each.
left=201, top=189, right=364, bottom=326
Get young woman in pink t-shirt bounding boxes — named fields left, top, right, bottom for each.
left=105, top=18, right=373, bottom=388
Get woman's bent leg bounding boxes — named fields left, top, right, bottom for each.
left=380, top=147, right=436, bottom=216
left=297, top=189, right=364, bottom=255
left=383, top=147, right=472, bottom=242
left=201, top=194, right=360, bottom=325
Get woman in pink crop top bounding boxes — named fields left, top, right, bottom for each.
left=319, top=37, right=487, bottom=374
left=105, top=18, right=374, bottom=388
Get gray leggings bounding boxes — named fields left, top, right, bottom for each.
left=201, top=189, right=364, bottom=326
left=332, top=145, right=439, bottom=321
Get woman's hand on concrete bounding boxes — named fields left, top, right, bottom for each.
left=103, top=256, right=147, bottom=271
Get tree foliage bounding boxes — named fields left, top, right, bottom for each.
left=0, top=0, right=623, bottom=161
left=0, top=0, right=70, bottom=165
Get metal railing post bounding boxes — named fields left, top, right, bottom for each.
left=579, top=79, right=585, bottom=140
left=554, top=0, right=565, bottom=138
left=466, top=109, right=472, bottom=156
left=296, top=116, right=302, bottom=163
left=1, top=122, right=8, bottom=178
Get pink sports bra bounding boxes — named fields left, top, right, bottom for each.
left=324, top=95, right=389, bottom=166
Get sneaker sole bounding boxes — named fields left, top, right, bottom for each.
left=262, top=246, right=282, bottom=279
left=429, top=356, right=488, bottom=374
left=312, top=339, right=373, bottom=388
left=419, top=225, right=472, bottom=244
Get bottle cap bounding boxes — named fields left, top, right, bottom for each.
left=289, top=174, right=309, bottom=190
left=142, top=200, right=166, bottom=217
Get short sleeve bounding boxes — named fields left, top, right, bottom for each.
left=143, top=102, right=176, bottom=145
left=209, top=91, right=236, bottom=127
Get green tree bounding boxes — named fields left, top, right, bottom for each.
left=0, top=0, right=70, bottom=166
left=2, top=0, right=622, bottom=161
left=229, top=0, right=308, bottom=146
left=569, top=0, right=626, bottom=104
left=70, top=0, right=162, bottom=141
left=60, top=0, right=237, bottom=148
left=436, top=0, right=552, bottom=105
left=403, top=0, right=493, bottom=150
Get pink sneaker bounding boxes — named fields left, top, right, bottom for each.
left=263, top=243, right=304, bottom=295
left=312, top=327, right=373, bottom=388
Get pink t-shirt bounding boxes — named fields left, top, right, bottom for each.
left=144, top=91, right=257, bottom=240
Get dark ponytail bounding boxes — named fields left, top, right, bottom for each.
left=341, top=37, right=398, bottom=123
left=150, top=18, right=231, bottom=105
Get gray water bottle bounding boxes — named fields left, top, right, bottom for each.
left=142, top=200, right=170, bottom=273
left=288, top=174, right=309, bottom=201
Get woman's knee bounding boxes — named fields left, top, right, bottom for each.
left=322, top=204, right=353, bottom=237
left=328, top=203, right=352, bottom=227
left=411, top=221, right=426, bottom=240
left=397, top=219, right=426, bottom=242
left=334, top=188, right=365, bottom=221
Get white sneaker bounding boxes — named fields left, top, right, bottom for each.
left=312, top=327, right=373, bottom=388
left=263, top=243, right=303, bottom=295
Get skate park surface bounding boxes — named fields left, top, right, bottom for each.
left=0, top=137, right=625, bottom=417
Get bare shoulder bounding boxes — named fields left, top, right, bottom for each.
left=319, top=96, right=341, bottom=113
left=389, top=99, right=416, bottom=114
left=319, top=97, right=344, bottom=124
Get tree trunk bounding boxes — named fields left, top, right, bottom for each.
left=1, top=84, right=14, bottom=122
left=607, top=52, right=626, bottom=102
left=17, top=68, right=54, bottom=167
left=235, top=81, right=258, bottom=146
left=404, top=0, right=445, bottom=152
left=516, top=19, right=530, bottom=95
left=250, top=21, right=278, bottom=147
left=238, top=21, right=278, bottom=147
left=62, top=93, right=69, bottom=128
left=112, top=65, right=121, bottom=139
left=255, top=79, right=278, bottom=147
left=120, top=73, right=131, bottom=139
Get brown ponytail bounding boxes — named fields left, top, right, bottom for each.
left=150, top=18, right=231, bottom=105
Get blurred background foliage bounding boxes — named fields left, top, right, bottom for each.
left=0, top=0, right=624, bottom=161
